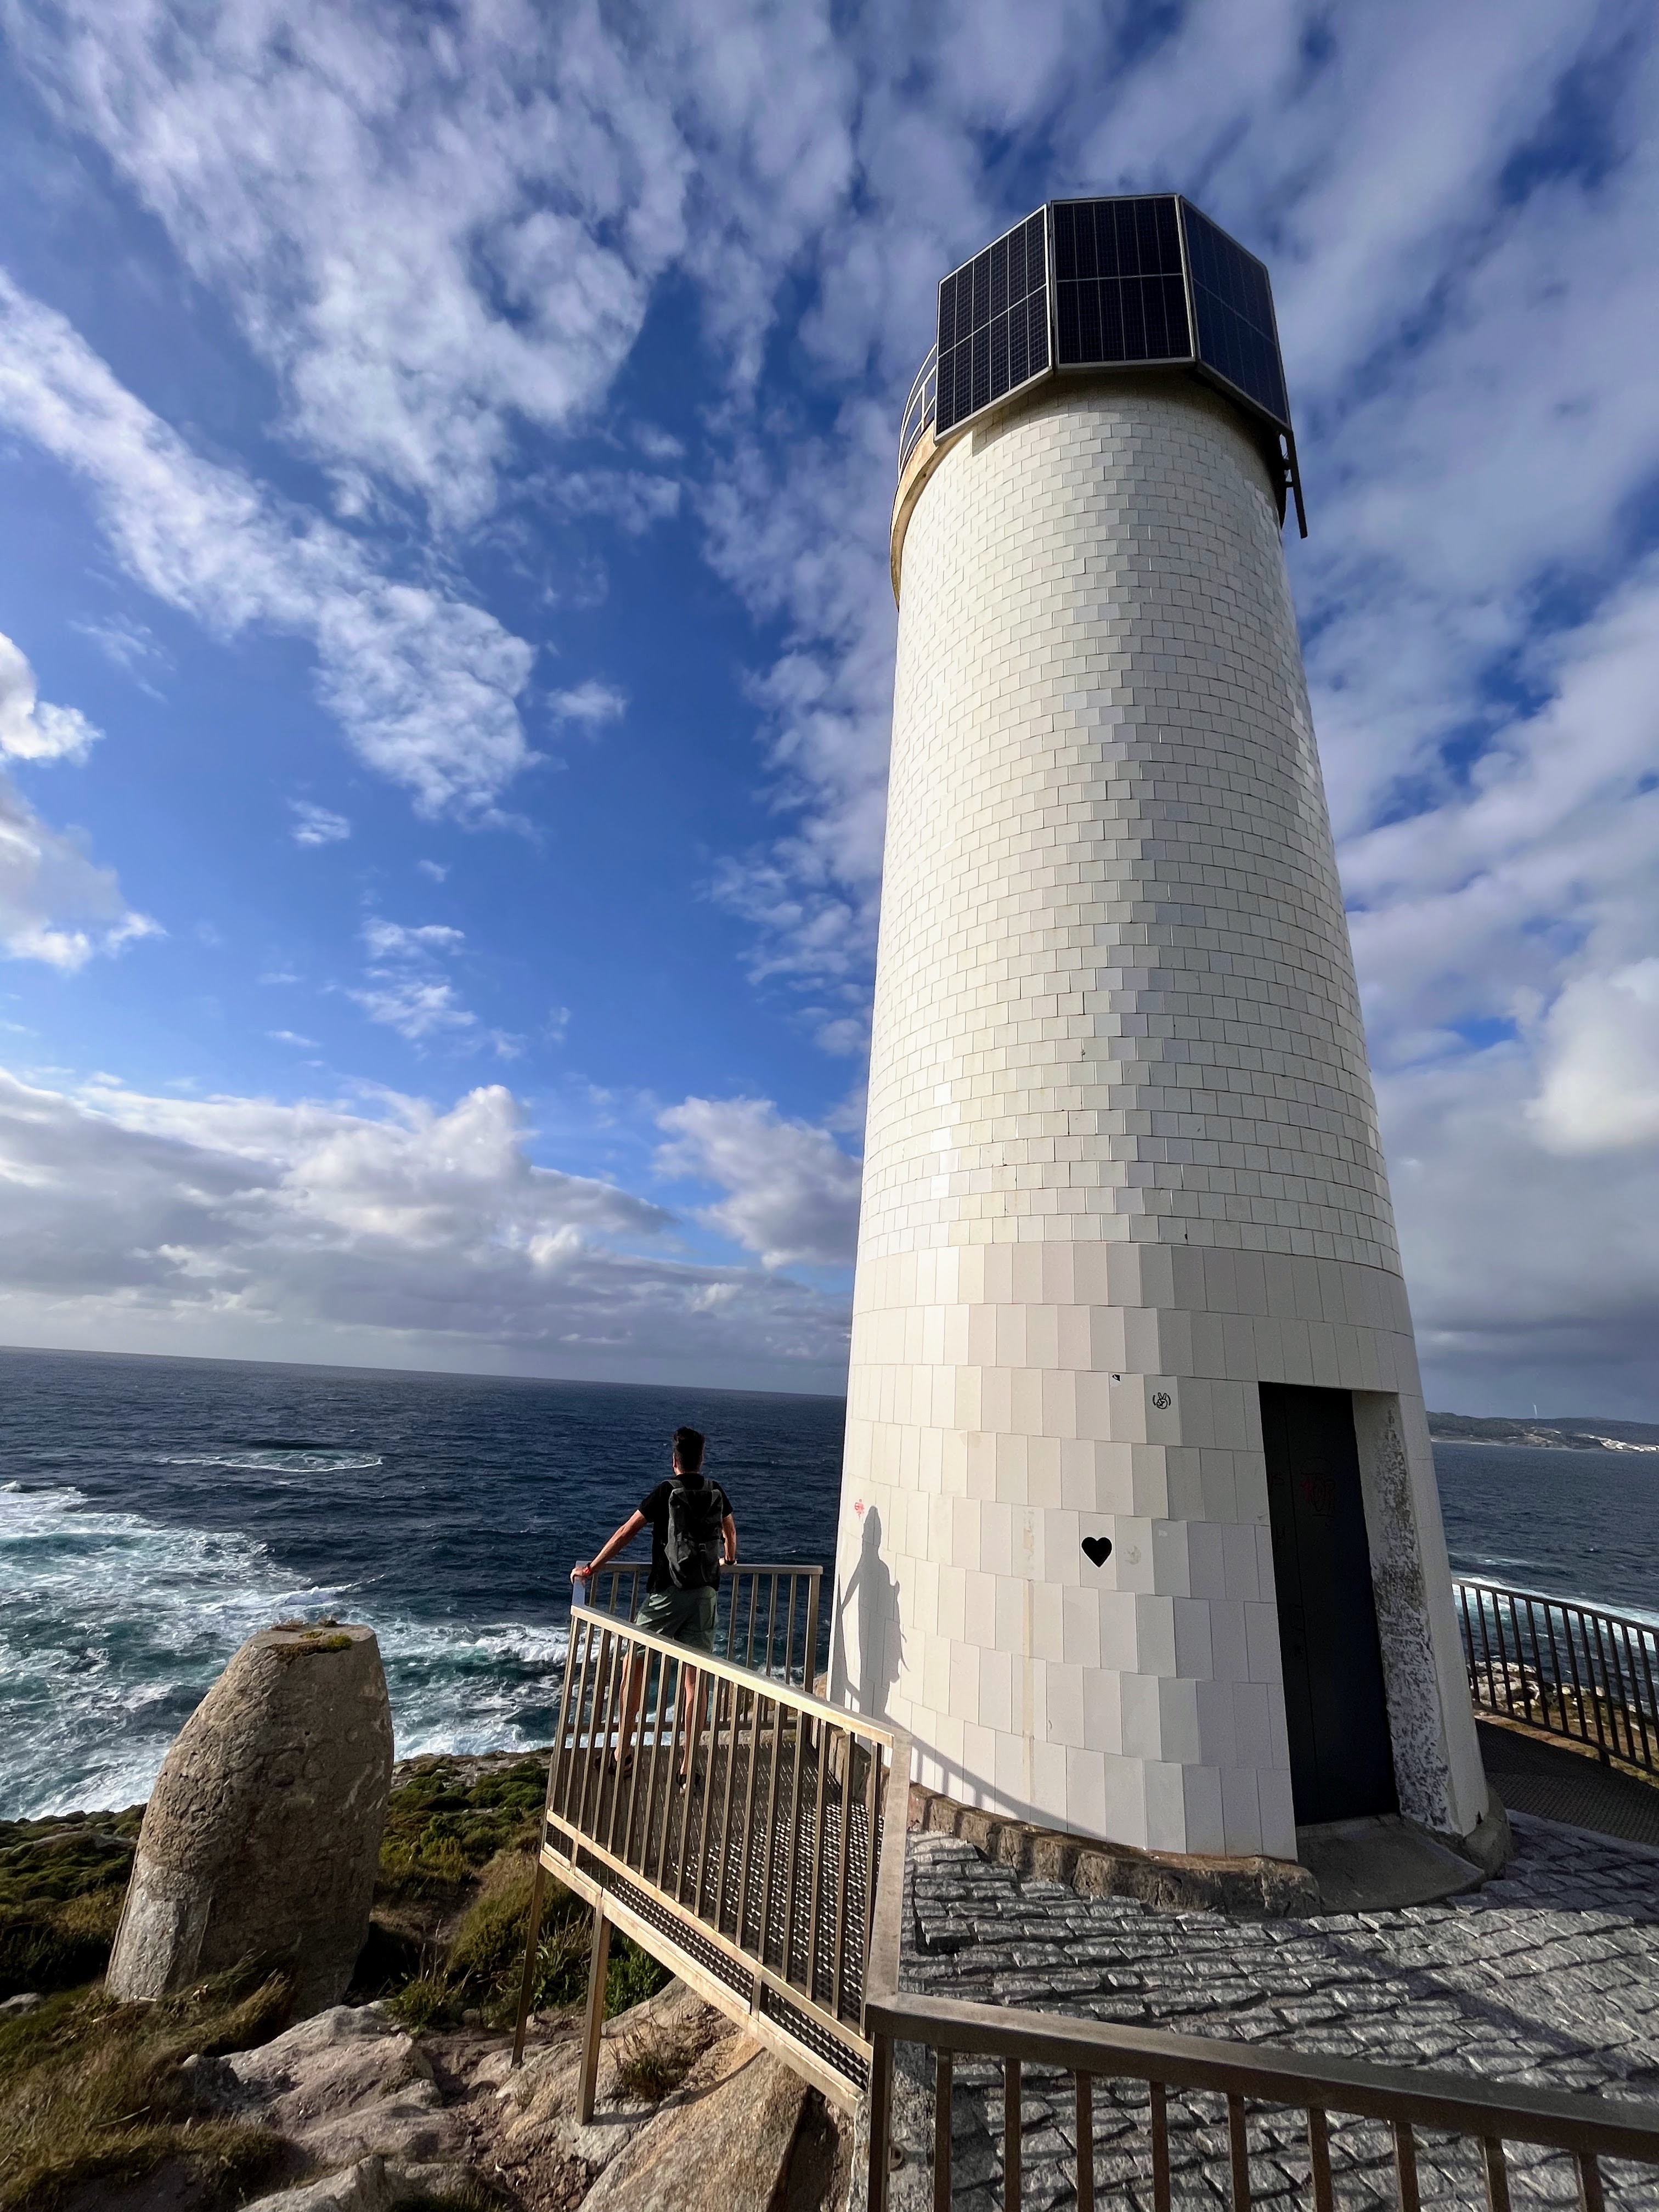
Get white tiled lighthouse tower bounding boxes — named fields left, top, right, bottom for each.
left=830, top=198, right=1489, bottom=1863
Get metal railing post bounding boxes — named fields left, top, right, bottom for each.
left=577, top=1899, right=612, bottom=2125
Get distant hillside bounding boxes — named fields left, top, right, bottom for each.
left=1428, top=1410, right=1659, bottom=1454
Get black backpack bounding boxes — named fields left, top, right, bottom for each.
left=664, top=1477, right=724, bottom=1590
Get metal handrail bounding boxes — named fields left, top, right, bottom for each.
left=863, top=1754, right=1659, bottom=2210
left=1454, top=1578, right=1659, bottom=1775
left=899, top=344, right=938, bottom=470
left=582, top=1559, right=823, bottom=1689
left=515, top=1595, right=906, bottom=2117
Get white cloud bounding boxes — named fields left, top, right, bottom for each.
left=1530, top=963, right=1659, bottom=1156
left=656, top=1095, right=861, bottom=1268
left=416, top=860, right=449, bottom=883
left=362, top=919, right=466, bottom=959
left=289, top=799, right=351, bottom=847
left=349, top=976, right=476, bottom=1045
left=555, top=470, right=681, bottom=535
left=0, top=270, right=537, bottom=819
left=0, top=629, right=100, bottom=764
left=269, top=1030, right=318, bottom=1048
left=0, top=1065, right=850, bottom=1386
left=0, top=771, right=157, bottom=970
left=550, top=680, right=628, bottom=730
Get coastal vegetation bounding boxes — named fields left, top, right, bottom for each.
left=0, top=1752, right=666, bottom=2208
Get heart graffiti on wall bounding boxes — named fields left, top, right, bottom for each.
left=1081, top=1535, right=1113, bottom=1567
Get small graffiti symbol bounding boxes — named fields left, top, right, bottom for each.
left=1300, top=1472, right=1338, bottom=1517
left=1151, top=1390, right=1172, bottom=1410
left=1081, top=1536, right=1114, bottom=1568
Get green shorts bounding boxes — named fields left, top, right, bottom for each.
left=634, top=1585, right=718, bottom=1653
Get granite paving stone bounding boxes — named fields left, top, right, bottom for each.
left=892, top=1816, right=1659, bottom=2208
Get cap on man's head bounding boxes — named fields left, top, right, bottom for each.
left=673, top=1425, right=706, bottom=1474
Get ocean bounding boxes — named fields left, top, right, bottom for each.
left=2, top=1344, right=1656, bottom=1821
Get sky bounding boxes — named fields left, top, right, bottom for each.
left=0, top=2, right=1655, bottom=1415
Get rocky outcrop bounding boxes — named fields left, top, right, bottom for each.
left=107, top=1624, right=393, bottom=2015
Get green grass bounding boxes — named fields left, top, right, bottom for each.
left=0, top=1808, right=143, bottom=2000
left=0, top=1962, right=291, bottom=2211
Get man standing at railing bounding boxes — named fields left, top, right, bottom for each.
left=571, top=1426, right=738, bottom=1780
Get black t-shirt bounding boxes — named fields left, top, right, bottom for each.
left=639, top=1477, right=733, bottom=1594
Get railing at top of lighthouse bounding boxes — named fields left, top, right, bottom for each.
left=899, top=344, right=938, bottom=471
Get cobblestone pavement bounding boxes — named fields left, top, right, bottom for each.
left=892, top=1815, right=1659, bottom=2212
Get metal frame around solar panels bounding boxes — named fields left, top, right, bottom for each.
left=932, top=205, right=1054, bottom=442
left=1173, top=196, right=1306, bottom=538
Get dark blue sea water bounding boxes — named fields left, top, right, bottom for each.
left=3, top=1344, right=1657, bottom=1821
left=0, top=1346, right=844, bottom=1819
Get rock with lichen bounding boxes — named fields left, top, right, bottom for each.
left=107, top=1623, right=393, bottom=2015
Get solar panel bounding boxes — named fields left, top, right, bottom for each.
left=934, top=208, right=1049, bottom=437
left=1052, top=195, right=1190, bottom=369
left=1181, top=202, right=1290, bottom=430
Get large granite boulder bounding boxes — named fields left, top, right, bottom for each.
left=107, top=1622, right=393, bottom=2015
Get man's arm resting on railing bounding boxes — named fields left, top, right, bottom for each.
left=572, top=1508, right=646, bottom=1588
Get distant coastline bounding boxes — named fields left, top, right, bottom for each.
left=1429, top=1411, right=1659, bottom=1455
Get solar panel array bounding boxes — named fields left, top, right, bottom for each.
left=927, top=193, right=1296, bottom=523
left=1052, top=195, right=1190, bottom=369
left=1183, top=202, right=1290, bottom=430
left=934, top=210, right=1049, bottom=437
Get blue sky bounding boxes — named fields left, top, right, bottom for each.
left=0, top=2, right=1656, bottom=1414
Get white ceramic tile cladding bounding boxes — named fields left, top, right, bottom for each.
left=831, top=376, right=1487, bottom=1860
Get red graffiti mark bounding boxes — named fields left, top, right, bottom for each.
left=853, top=1498, right=865, bottom=1517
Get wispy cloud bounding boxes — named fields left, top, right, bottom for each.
left=657, top=1094, right=861, bottom=1269
left=0, top=272, right=538, bottom=820
left=289, top=799, right=350, bottom=848
left=550, top=680, right=628, bottom=730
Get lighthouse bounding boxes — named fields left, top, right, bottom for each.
left=830, top=196, right=1490, bottom=1864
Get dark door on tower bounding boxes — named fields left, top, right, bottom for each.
left=1260, top=1383, right=1397, bottom=1825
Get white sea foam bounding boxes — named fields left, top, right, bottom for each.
left=150, top=1450, right=385, bottom=1474
left=0, top=1482, right=566, bottom=1819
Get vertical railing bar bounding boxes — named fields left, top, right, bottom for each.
left=1150, top=2081, right=1171, bottom=2212
left=781, top=1701, right=811, bottom=1988
left=781, top=1573, right=798, bottom=1693
left=654, top=1651, right=689, bottom=1892
left=804, top=1712, right=833, bottom=2001
left=1307, top=2107, right=1333, bottom=2212
left=1075, top=2072, right=1094, bottom=2212
left=763, top=1568, right=781, bottom=1681
left=867, top=2032, right=893, bottom=2212
left=830, top=1729, right=857, bottom=2019
left=546, top=1613, right=578, bottom=1827
left=602, top=1626, right=635, bottom=1860
left=743, top=1568, right=761, bottom=1671
left=810, top=1567, right=823, bottom=1689
left=692, top=1662, right=726, bottom=1918
left=1586, top=1607, right=1613, bottom=1763
left=1560, top=1595, right=1593, bottom=1760
left=735, top=1680, right=770, bottom=1948
left=1576, top=2150, right=1605, bottom=2212
left=714, top=1674, right=749, bottom=1937
left=1505, top=1594, right=1524, bottom=1726
left=1227, top=2092, right=1250, bottom=2211
left=1634, top=1621, right=1659, bottom=1775
left=1531, top=1601, right=1557, bottom=1734
left=679, top=1657, right=715, bottom=1910
left=619, top=1633, right=648, bottom=1868
left=557, top=1612, right=595, bottom=1824
left=1474, top=1586, right=1500, bottom=1717
left=1455, top=1584, right=1474, bottom=1702
left=1542, top=1600, right=1568, bottom=1743
left=639, top=1647, right=668, bottom=1884
left=1610, top=1616, right=1633, bottom=1763
left=1482, top=2136, right=1512, bottom=2212
left=1393, top=2119, right=1420, bottom=2212
left=572, top=1623, right=616, bottom=1838
left=935, top=2048, right=955, bottom=2212
left=1003, top=2056, right=1022, bottom=2212
left=760, top=1678, right=792, bottom=1973
left=861, top=1729, right=883, bottom=1974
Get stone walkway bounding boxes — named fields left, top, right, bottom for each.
left=893, top=1814, right=1659, bottom=2211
